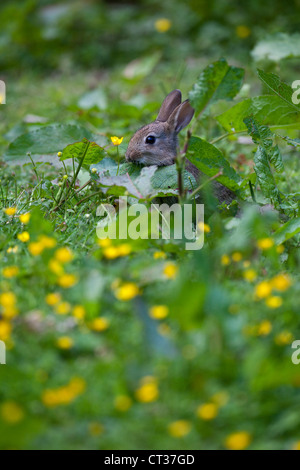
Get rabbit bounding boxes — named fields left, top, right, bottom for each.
left=125, top=89, right=236, bottom=205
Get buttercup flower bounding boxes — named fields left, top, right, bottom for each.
left=135, top=377, right=159, bottom=403
left=55, top=247, right=73, bottom=264
left=168, top=420, right=191, bottom=438
left=45, top=293, right=61, bottom=306
left=265, top=296, right=283, bottom=309
left=153, top=251, right=166, bottom=259
left=275, top=331, right=293, bottom=345
left=232, top=252, right=242, bottom=262
left=163, top=262, right=178, bottom=279
left=257, top=320, right=272, bottom=336
left=55, top=302, right=71, bottom=315
left=2, top=266, right=19, bottom=278
left=57, top=336, right=74, bottom=349
left=19, top=213, right=30, bottom=224
left=1, top=402, right=24, bottom=424
left=114, top=395, right=132, bottom=412
left=197, top=403, right=218, bottom=420
left=225, top=431, right=251, bottom=450
left=243, top=269, right=257, bottom=282
left=3, top=207, right=16, bottom=216
left=58, top=274, right=78, bottom=288
left=90, top=317, right=110, bottom=331
left=271, top=273, right=291, bottom=292
left=257, top=238, right=274, bottom=250
left=72, top=305, right=86, bottom=320
left=17, top=231, right=30, bottom=243
left=198, top=222, right=210, bottom=233
left=110, top=136, right=123, bottom=146
left=114, top=282, right=139, bottom=301
left=149, top=305, right=169, bottom=320
left=0, top=320, right=12, bottom=341
left=255, top=281, right=272, bottom=299
left=155, top=18, right=172, bottom=33
left=221, top=254, right=230, bottom=266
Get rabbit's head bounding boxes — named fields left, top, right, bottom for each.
left=125, top=89, right=194, bottom=166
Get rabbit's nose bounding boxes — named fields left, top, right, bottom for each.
left=125, top=150, right=132, bottom=162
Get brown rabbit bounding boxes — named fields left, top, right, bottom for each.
left=125, top=89, right=235, bottom=204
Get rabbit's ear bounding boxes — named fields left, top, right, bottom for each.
left=168, top=100, right=194, bottom=133
left=156, top=89, right=182, bottom=122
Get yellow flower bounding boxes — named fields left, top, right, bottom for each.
left=39, top=235, right=57, bottom=249
left=58, top=274, right=78, bottom=288
left=1, top=402, right=24, bottom=424
left=211, top=391, right=229, bottom=407
left=42, top=377, right=86, bottom=407
left=17, top=231, right=30, bottom=243
left=55, top=302, right=71, bottom=315
left=114, top=395, right=132, bottom=412
left=2, top=266, right=19, bottom=278
left=236, top=25, right=251, bottom=39
left=115, top=282, right=139, bottom=301
left=225, top=431, right=251, bottom=450
left=97, top=238, right=112, bottom=248
left=90, top=317, right=110, bottom=332
left=168, top=420, right=191, bottom=438
left=257, top=238, right=274, bottom=250
left=271, top=273, right=291, bottom=292
left=232, top=252, right=242, bottom=262
left=0, top=292, right=16, bottom=308
left=49, top=259, right=64, bottom=276
left=243, top=260, right=251, bottom=268
left=28, top=241, right=44, bottom=256
left=57, top=336, right=74, bottom=349
left=103, top=246, right=121, bottom=259
left=257, top=320, right=272, bottom=336
left=45, top=292, right=61, bottom=306
left=117, top=243, right=132, bottom=256
left=198, top=222, right=210, bottom=233
left=265, top=296, right=283, bottom=309
left=149, top=305, right=169, bottom=320
left=110, top=136, right=123, bottom=146
left=276, top=245, right=285, bottom=254
left=19, top=213, right=30, bottom=224
left=0, top=320, right=12, bottom=341
left=292, top=440, right=300, bottom=450
left=3, top=207, right=16, bottom=216
left=153, top=251, right=166, bottom=259
left=221, top=254, right=230, bottom=266
left=55, top=247, right=73, bottom=263
left=243, top=269, right=257, bottom=282
left=7, top=246, right=18, bottom=254
left=163, top=262, right=178, bottom=279
left=89, top=422, right=104, bottom=436
left=2, top=306, right=18, bottom=319
left=255, top=281, right=272, bottom=299
left=72, top=305, right=86, bottom=320
left=155, top=18, right=172, bottom=33
left=135, top=377, right=159, bottom=403
left=197, top=403, right=218, bottom=421
left=275, top=331, right=293, bottom=346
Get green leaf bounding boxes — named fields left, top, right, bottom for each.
left=189, top=58, right=244, bottom=115
left=61, top=138, right=106, bottom=164
left=78, top=89, right=107, bottom=110
left=253, top=146, right=278, bottom=199
left=216, top=95, right=300, bottom=132
left=151, top=165, right=196, bottom=192
left=274, top=218, right=300, bottom=244
left=186, top=136, right=241, bottom=191
left=279, top=136, right=300, bottom=148
left=257, top=69, right=300, bottom=113
left=4, top=124, right=94, bottom=162
left=252, top=33, right=300, bottom=63
left=244, top=117, right=284, bottom=174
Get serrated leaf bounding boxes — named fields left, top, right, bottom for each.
left=274, top=218, right=300, bottom=244
left=4, top=124, right=94, bottom=162
left=257, top=69, right=300, bottom=113
left=189, top=58, right=244, bottom=115
left=253, top=146, right=278, bottom=199
left=279, top=136, right=300, bottom=148
left=186, top=136, right=241, bottom=191
left=216, top=95, right=300, bottom=132
left=61, top=138, right=106, bottom=164
left=252, top=33, right=300, bottom=63
left=244, top=117, right=284, bottom=174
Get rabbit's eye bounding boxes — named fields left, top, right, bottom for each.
left=145, top=135, right=156, bottom=144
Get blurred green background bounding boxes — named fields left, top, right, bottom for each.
left=1, top=0, right=300, bottom=451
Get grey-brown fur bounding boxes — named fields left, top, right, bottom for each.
left=125, top=89, right=236, bottom=205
